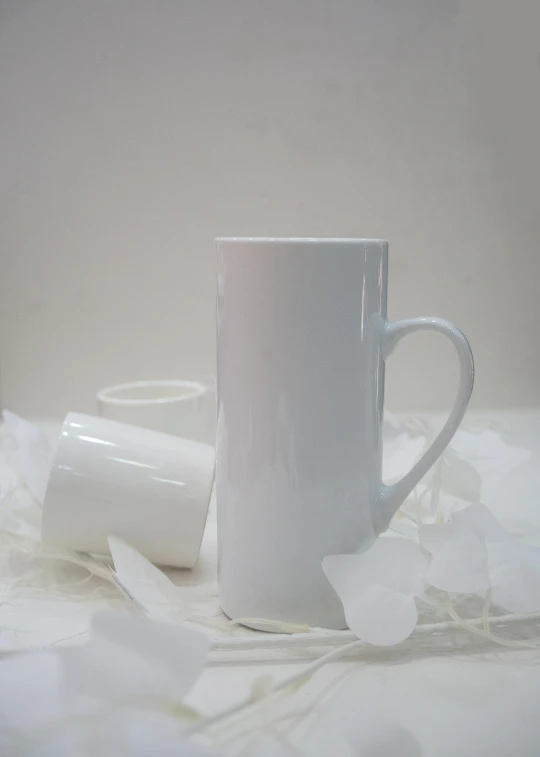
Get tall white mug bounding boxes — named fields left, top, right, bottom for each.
left=216, top=238, right=474, bottom=629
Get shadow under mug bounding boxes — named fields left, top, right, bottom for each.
left=41, top=412, right=215, bottom=568
left=97, top=379, right=215, bottom=444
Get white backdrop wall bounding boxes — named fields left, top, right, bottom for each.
left=1, top=0, right=539, bottom=417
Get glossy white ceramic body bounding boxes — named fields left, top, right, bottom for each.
left=216, top=238, right=474, bottom=629
left=97, top=379, right=214, bottom=444
left=42, top=413, right=215, bottom=567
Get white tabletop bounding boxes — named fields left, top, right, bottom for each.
left=1, top=410, right=540, bottom=756
left=192, top=411, right=540, bottom=756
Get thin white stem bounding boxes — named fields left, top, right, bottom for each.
left=444, top=602, right=539, bottom=650
left=211, top=630, right=356, bottom=650
left=197, top=610, right=540, bottom=736
left=210, top=611, right=540, bottom=653
left=189, top=641, right=363, bottom=735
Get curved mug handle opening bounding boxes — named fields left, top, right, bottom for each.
left=375, top=317, right=474, bottom=534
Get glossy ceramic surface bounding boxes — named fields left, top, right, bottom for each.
left=42, top=413, right=215, bottom=567
left=97, top=379, right=213, bottom=444
left=216, top=238, right=474, bottom=629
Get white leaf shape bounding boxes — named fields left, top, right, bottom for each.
left=419, top=520, right=490, bottom=595
left=0, top=638, right=216, bottom=757
left=441, top=449, right=482, bottom=503
left=108, top=536, right=189, bottom=621
left=7, top=724, right=84, bottom=757
left=3, top=710, right=217, bottom=757
left=0, top=484, right=43, bottom=541
left=343, top=718, right=422, bottom=757
left=451, top=428, right=531, bottom=482
left=487, top=540, right=540, bottom=613
left=58, top=611, right=209, bottom=705
left=420, top=504, right=540, bottom=613
left=454, top=503, right=509, bottom=542
left=323, top=539, right=428, bottom=646
left=319, top=697, right=424, bottom=757
left=0, top=652, right=63, bottom=731
left=2, top=411, right=54, bottom=503
left=342, top=583, right=419, bottom=647
left=299, top=725, right=357, bottom=757
left=108, top=537, right=221, bottom=625
left=383, top=432, right=426, bottom=484
left=79, top=709, right=219, bottom=757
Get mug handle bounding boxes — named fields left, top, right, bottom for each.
left=374, top=316, right=474, bottom=533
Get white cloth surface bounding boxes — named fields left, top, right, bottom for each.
left=1, top=410, right=540, bottom=756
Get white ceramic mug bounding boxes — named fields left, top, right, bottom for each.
left=97, top=379, right=215, bottom=444
left=42, top=413, right=215, bottom=567
left=216, top=238, right=474, bottom=629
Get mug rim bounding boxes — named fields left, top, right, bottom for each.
left=97, top=379, right=207, bottom=406
left=216, top=237, right=388, bottom=245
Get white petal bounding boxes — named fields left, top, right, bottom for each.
left=432, top=492, right=475, bottom=524
left=83, top=709, right=218, bottom=757
left=0, top=485, right=42, bottom=541
left=420, top=520, right=490, bottom=595
left=383, top=432, right=426, bottom=484
left=452, top=504, right=510, bottom=543
left=487, top=540, right=540, bottom=613
left=322, top=697, right=424, bottom=757
left=451, top=428, right=531, bottom=481
left=2, top=411, right=54, bottom=503
left=108, top=536, right=189, bottom=621
left=299, top=725, right=356, bottom=757
left=345, top=719, right=422, bottom=756
left=323, top=543, right=426, bottom=645
left=10, top=725, right=85, bottom=757
left=59, top=612, right=209, bottom=704
left=13, top=710, right=218, bottom=757
left=324, top=538, right=428, bottom=598
left=441, top=450, right=482, bottom=503
left=256, top=740, right=325, bottom=757
left=0, top=652, right=63, bottom=730
left=92, top=612, right=209, bottom=695
left=384, top=413, right=430, bottom=439
left=342, top=583, right=419, bottom=646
